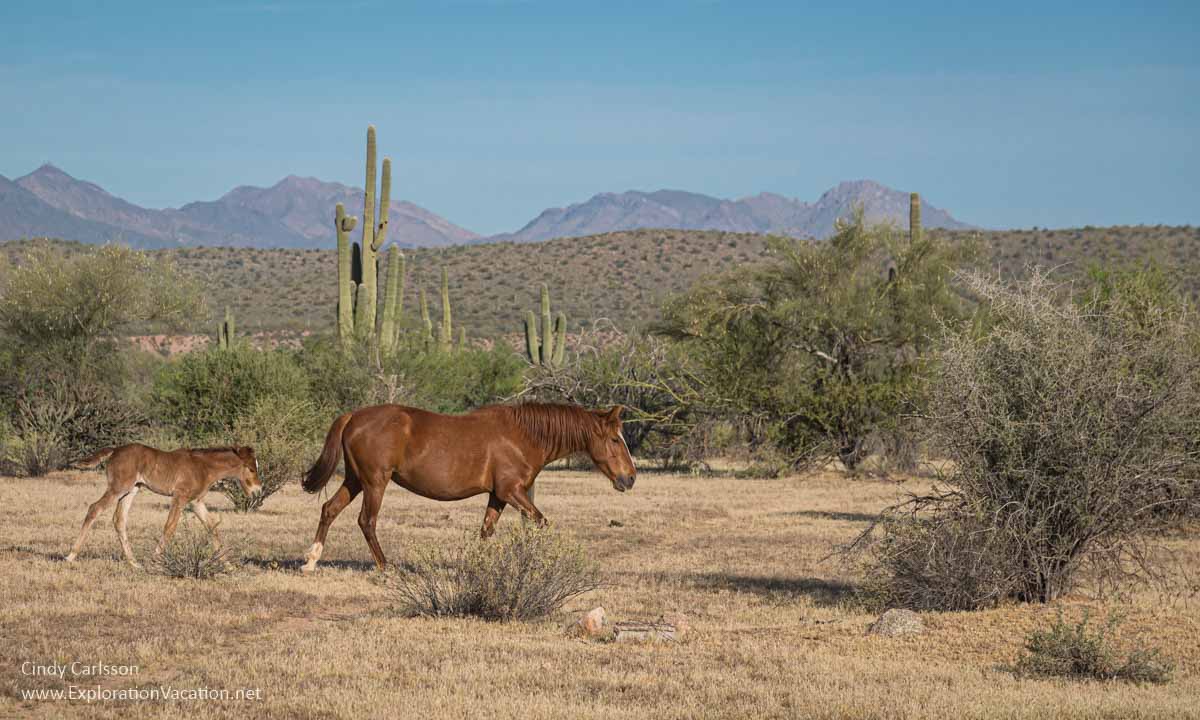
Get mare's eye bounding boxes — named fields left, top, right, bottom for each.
left=611, top=437, right=620, bottom=443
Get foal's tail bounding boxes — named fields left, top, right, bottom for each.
left=303, top=412, right=354, bottom=493
left=72, top=446, right=116, bottom=469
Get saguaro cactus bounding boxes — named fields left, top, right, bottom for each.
left=335, top=125, right=392, bottom=348
left=379, top=247, right=406, bottom=353
left=419, top=287, right=433, bottom=347
left=909, top=192, right=921, bottom=244
left=438, top=267, right=453, bottom=352
left=217, top=306, right=235, bottom=350
left=524, top=285, right=567, bottom=368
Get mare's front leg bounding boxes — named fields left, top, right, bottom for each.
left=154, top=496, right=187, bottom=557
left=497, top=478, right=547, bottom=527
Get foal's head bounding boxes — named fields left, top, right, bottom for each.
left=231, top=446, right=263, bottom=497
left=586, top=406, right=637, bottom=492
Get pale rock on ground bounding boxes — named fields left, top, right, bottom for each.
left=867, top=609, right=925, bottom=637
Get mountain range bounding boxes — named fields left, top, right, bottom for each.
left=0, top=164, right=971, bottom=249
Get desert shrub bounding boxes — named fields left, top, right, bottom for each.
left=1015, top=610, right=1173, bottom=684
left=152, top=345, right=310, bottom=441
left=658, top=212, right=974, bottom=471
left=295, top=337, right=377, bottom=413
left=862, top=270, right=1200, bottom=608
left=520, top=327, right=706, bottom=466
left=858, top=512, right=1024, bottom=611
left=4, top=374, right=145, bottom=476
left=0, top=243, right=202, bottom=365
left=383, top=524, right=601, bottom=621
left=149, top=526, right=236, bottom=580
left=219, top=395, right=325, bottom=511
left=380, top=340, right=525, bottom=414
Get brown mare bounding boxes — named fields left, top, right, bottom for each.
left=300, top=402, right=637, bottom=572
left=66, top=444, right=262, bottom=567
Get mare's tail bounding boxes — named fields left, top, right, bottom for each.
left=303, top=412, right=353, bottom=493
left=72, top=446, right=116, bottom=469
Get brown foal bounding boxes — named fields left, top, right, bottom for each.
left=300, top=402, right=637, bottom=572
left=66, top=444, right=262, bottom=567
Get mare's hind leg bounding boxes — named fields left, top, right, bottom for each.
left=113, top=486, right=141, bottom=567
left=480, top=493, right=506, bottom=539
left=66, top=466, right=132, bottom=562
left=357, top=473, right=389, bottom=571
left=302, top=473, right=362, bottom=573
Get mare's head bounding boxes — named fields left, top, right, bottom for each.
left=232, top=446, right=263, bottom=497
left=586, top=406, right=637, bottom=492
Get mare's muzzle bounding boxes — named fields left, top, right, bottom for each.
left=612, top=475, right=635, bottom=492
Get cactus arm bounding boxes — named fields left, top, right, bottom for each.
left=524, top=311, right=539, bottom=364
left=373, top=158, right=391, bottom=251
left=353, top=284, right=370, bottom=340
left=458, top=325, right=467, bottom=348
left=552, top=312, right=566, bottom=367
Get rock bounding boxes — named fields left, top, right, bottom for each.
left=660, top=613, right=689, bottom=638
left=613, top=621, right=677, bottom=643
left=566, top=606, right=607, bottom=638
left=867, top=609, right=925, bottom=637
left=609, top=519, right=624, bottom=527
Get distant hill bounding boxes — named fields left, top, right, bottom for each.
left=2, top=164, right=972, bottom=249
left=5, top=225, right=1196, bottom=342
left=5, top=164, right=479, bottom=249
left=486, top=181, right=972, bottom=243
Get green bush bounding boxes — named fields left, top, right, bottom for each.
left=152, top=345, right=310, bottom=441
left=658, top=212, right=974, bottom=471
left=219, top=395, right=325, bottom=511
left=383, top=524, right=601, bottom=621
left=1016, top=611, right=1173, bottom=684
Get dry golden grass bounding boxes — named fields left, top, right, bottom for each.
left=2, top=468, right=1198, bottom=719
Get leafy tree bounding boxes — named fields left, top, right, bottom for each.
left=658, top=211, right=973, bottom=470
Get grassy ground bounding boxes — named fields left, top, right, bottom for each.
left=1, top=468, right=1197, bottom=719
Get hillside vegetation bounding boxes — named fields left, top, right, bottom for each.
left=3, top=224, right=1197, bottom=337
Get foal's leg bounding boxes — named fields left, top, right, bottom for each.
left=154, top=496, right=187, bottom=557
left=191, top=500, right=222, bottom=550
left=302, top=474, right=362, bottom=573
left=480, top=493, right=506, bottom=539
left=66, top=487, right=121, bottom=562
left=113, top=487, right=141, bottom=567
left=357, top=473, right=388, bottom=571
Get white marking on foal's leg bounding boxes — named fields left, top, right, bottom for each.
left=301, top=542, right=324, bottom=573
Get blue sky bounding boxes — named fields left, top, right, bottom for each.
left=2, top=0, right=1197, bottom=234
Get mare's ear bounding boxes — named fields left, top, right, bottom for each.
left=606, top=405, right=624, bottom=424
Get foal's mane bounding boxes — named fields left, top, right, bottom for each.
left=501, top=403, right=601, bottom=457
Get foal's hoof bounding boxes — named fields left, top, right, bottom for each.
left=128, top=561, right=143, bottom=570
left=300, top=563, right=317, bottom=574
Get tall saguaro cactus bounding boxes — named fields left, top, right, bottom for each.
left=217, top=306, right=235, bottom=350
left=524, top=284, right=567, bottom=368
left=909, top=192, right=921, bottom=245
left=379, top=247, right=406, bottom=353
left=438, top=267, right=453, bottom=352
left=336, top=125, right=393, bottom=349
